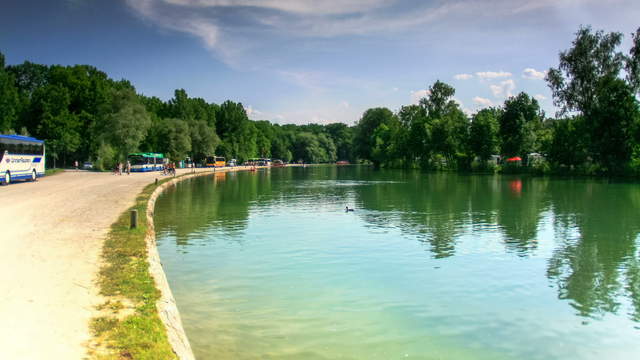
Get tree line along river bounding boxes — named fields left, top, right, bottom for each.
left=153, top=166, right=640, bottom=360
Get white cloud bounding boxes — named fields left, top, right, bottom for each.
left=490, top=79, right=516, bottom=98
left=245, top=105, right=264, bottom=118
left=476, top=71, right=512, bottom=79
left=522, top=68, right=547, bottom=80
left=340, top=101, right=350, bottom=109
left=452, top=97, right=473, bottom=116
left=454, top=73, right=473, bottom=80
left=162, top=0, right=391, bottom=15
left=125, top=1, right=605, bottom=71
left=410, top=89, right=430, bottom=104
left=534, top=94, right=547, bottom=101
left=472, top=96, right=494, bottom=107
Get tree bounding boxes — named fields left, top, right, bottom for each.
left=548, top=116, right=588, bottom=167
left=97, top=87, right=151, bottom=160
left=588, top=78, right=640, bottom=173
left=0, top=52, right=20, bottom=132
left=546, top=25, right=625, bottom=116
left=499, top=93, right=542, bottom=158
left=216, top=101, right=257, bottom=162
left=420, top=81, right=469, bottom=168
left=397, top=104, right=428, bottom=166
left=293, top=132, right=326, bottom=163
left=371, top=120, right=401, bottom=166
left=188, top=119, right=219, bottom=162
left=626, top=27, right=640, bottom=95
left=325, top=122, right=354, bottom=162
left=470, top=108, right=500, bottom=164
left=316, top=133, right=337, bottom=162
left=420, top=80, right=455, bottom=119
left=158, top=118, right=192, bottom=161
left=354, top=107, right=395, bottom=165
left=30, top=84, right=82, bottom=166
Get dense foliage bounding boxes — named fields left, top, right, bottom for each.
left=351, top=25, right=640, bottom=175
left=1, top=25, right=639, bottom=175
left=0, top=55, right=352, bottom=169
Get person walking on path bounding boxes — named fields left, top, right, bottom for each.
left=117, top=162, right=123, bottom=176
left=126, top=160, right=131, bottom=175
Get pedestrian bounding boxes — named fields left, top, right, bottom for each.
left=74, top=160, right=79, bottom=171
left=118, top=162, right=123, bottom=176
left=126, top=160, right=131, bottom=175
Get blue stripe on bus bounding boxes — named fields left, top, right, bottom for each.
left=131, top=167, right=163, bottom=172
left=0, top=172, right=44, bottom=183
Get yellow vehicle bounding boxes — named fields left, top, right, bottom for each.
left=205, top=156, right=226, bottom=167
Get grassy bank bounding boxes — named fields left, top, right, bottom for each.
left=44, top=168, right=64, bottom=176
left=89, top=178, right=176, bottom=360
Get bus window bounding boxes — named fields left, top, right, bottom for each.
left=129, top=155, right=146, bottom=165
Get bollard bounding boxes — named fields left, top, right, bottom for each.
left=130, top=209, right=138, bottom=229
left=155, top=178, right=158, bottom=185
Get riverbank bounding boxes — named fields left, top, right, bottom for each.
left=0, top=166, right=265, bottom=359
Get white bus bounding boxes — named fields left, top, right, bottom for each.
left=0, top=134, right=46, bottom=185
left=127, top=152, right=165, bottom=172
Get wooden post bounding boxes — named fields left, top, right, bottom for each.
left=155, top=178, right=158, bottom=185
left=130, top=209, right=138, bottom=229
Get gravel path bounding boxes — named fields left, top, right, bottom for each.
left=0, top=168, right=213, bottom=359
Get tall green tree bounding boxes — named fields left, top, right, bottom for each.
left=293, top=132, right=326, bottom=163
left=546, top=25, right=626, bottom=116
left=469, top=108, right=500, bottom=164
left=626, top=27, right=640, bottom=95
left=354, top=107, right=395, bottom=165
left=30, top=84, right=82, bottom=166
left=548, top=116, right=588, bottom=167
left=325, top=122, right=354, bottom=162
left=420, top=80, right=455, bottom=119
left=589, top=78, right=640, bottom=173
left=95, top=86, right=151, bottom=160
left=421, top=80, right=469, bottom=167
left=397, top=104, right=429, bottom=166
left=216, top=101, right=257, bottom=162
left=157, top=118, right=192, bottom=161
left=0, top=52, right=20, bottom=132
left=499, top=93, right=542, bottom=158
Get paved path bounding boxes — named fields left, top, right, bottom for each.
left=0, top=168, right=219, bottom=359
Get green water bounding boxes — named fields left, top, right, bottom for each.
left=154, top=167, right=640, bottom=359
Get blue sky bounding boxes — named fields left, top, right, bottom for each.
left=1, top=0, right=639, bottom=124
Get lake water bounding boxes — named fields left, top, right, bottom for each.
left=154, top=166, right=640, bottom=359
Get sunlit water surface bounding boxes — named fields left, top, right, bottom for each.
left=154, top=167, right=640, bottom=359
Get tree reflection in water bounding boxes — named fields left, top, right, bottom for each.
left=155, top=167, right=640, bottom=324
left=546, top=179, right=640, bottom=322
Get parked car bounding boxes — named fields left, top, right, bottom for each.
left=83, top=161, right=93, bottom=170
left=227, top=159, right=237, bottom=167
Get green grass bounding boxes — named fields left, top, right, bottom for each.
left=90, top=178, right=178, bottom=360
left=45, top=168, right=64, bottom=176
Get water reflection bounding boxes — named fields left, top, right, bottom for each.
left=546, top=180, right=640, bottom=322
left=154, top=167, right=640, bottom=324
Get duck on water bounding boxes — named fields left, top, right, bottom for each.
left=345, top=206, right=355, bottom=212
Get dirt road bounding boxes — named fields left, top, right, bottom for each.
left=0, top=168, right=213, bottom=359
